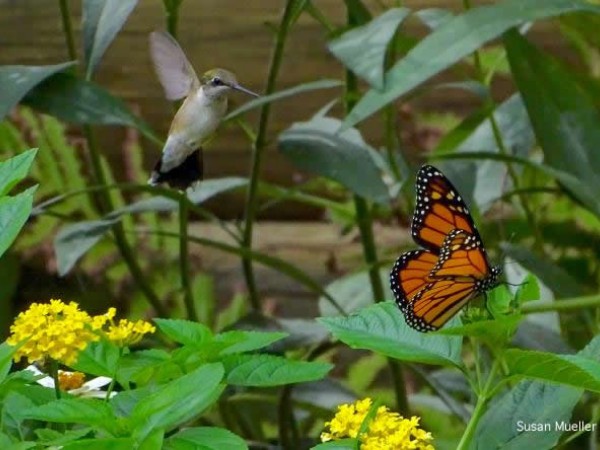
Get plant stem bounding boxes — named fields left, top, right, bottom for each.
left=49, top=359, right=61, bottom=400
left=456, top=360, right=499, bottom=450
left=179, top=194, right=197, bottom=321
left=278, top=385, right=299, bottom=450
left=58, top=0, right=77, bottom=62
left=163, top=0, right=182, bottom=38
left=522, top=294, right=600, bottom=314
left=343, top=8, right=409, bottom=416
left=241, top=0, right=295, bottom=311
left=58, top=0, right=166, bottom=317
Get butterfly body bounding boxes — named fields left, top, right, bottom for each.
left=390, top=166, right=501, bottom=332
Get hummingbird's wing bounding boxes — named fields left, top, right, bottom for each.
left=149, top=31, right=200, bottom=101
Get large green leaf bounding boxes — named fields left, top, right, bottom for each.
left=53, top=178, right=247, bottom=275
left=0, top=149, right=37, bottom=196
left=128, top=363, right=224, bottom=441
left=82, top=0, right=138, bottom=79
left=471, top=336, right=600, bottom=449
left=278, top=116, right=389, bottom=204
left=343, top=0, right=600, bottom=128
left=164, top=427, right=248, bottom=450
left=222, top=354, right=332, bottom=387
left=70, top=340, right=121, bottom=377
left=505, top=350, right=600, bottom=392
left=23, top=398, right=117, bottom=433
left=319, top=302, right=462, bottom=367
left=504, top=29, right=600, bottom=217
left=54, top=217, right=121, bottom=276
left=471, top=381, right=581, bottom=450
left=454, top=94, right=534, bottom=212
left=22, top=73, right=159, bottom=144
left=328, top=8, right=410, bottom=89
left=0, top=62, right=75, bottom=120
left=0, top=186, right=36, bottom=259
left=154, top=319, right=213, bottom=347
left=319, top=268, right=393, bottom=316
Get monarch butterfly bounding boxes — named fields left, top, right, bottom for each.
left=390, top=165, right=502, bottom=332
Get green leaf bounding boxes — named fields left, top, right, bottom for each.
left=226, top=80, right=342, bottom=121
left=23, top=398, right=117, bottom=431
left=454, top=94, right=534, bottom=212
left=0, top=62, right=75, bottom=120
left=82, top=0, right=138, bottom=79
left=214, top=331, right=288, bottom=355
left=278, top=116, right=389, bottom=204
left=22, top=73, right=159, bottom=143
left=343, top=0, right=600, bottom=128
left=0, top=342, right=16, bottom=384
left=222, top=354, right=332, bottom=387
left=471, top=335, right=600, bottom=449
left=70, top=339, right=121, bottom=377
left=439, top=315, right=522, bottom=345
left=500, top=243, right=583, bottom=298
left=328, top=8, right=410, bottom=89
left=118, top=178, right=248, bottom=215
left=318, top=302, right=462, bottom=367
left=471, top=380, right=582, bottom=450
left=164, top=427, right=248, bottom=450
left=515, top=273, right=541, bottom=304
left=54, top=217, right=120, bottom=276
left=154, top=319, right=213, bottom=347
left=62, top=438, right=136, bottom=450
left=312, top=439, right=359, bottom=450
left=504, top=29, right=600, bottom=217
left=414, top=8, right=454, bottom=29
left=0, top=149, right=37, bottom=196
left=319, top=268, right=393, bottom=316
left=128, top=363, right=224, bottom=441
left=505, top=349, right=600, bottom=392
left=0, top=186, right=36, bottom=259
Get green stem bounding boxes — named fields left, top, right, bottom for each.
left=179, top=194, right=197, bottom=321
left=49, top=359, right=61, bottom=400
left=521, top=294, right=600, bottom=314
left=58, top=1, right=166, bottom=317
left=58, top=0, right=77, bottom=62
left=278, top=385, right=299, bottom=450
left=456, top=361, right=499, bottom=450
left=241, top=0, right=296, bottom=311
left=163, top=0, right=182, bottom=38
left=344, top=8, right=409, bottom=416
left=104, top=347, right=123, bottom=401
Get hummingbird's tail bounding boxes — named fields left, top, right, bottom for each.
left=148, top=148, right=204, bottom=191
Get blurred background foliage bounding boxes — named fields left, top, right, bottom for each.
left=1, top=0, right=600, bottom=448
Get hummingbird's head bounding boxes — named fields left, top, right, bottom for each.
left=200, top=68, right=259, bottom=100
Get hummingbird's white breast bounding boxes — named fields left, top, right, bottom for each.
left=160, top=88, right=228, bottom=172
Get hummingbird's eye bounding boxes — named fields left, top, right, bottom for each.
left=212, top=77, right=222, bottom=86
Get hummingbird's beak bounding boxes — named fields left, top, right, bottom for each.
left=230, top=83, right=260, bottom=97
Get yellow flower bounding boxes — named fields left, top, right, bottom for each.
left=104, top=317, right=156, bottom=347
left=7, top=300, right=101, bottom=365
left=321, top=398, right=434, bottom=450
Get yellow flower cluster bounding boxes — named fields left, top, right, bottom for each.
left=7, top=300, right=104, bottom=365
left=7, top=300, right=156, bottom=366
left=321, top=398, right=434, bottom=450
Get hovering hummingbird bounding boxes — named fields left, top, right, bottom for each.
left=148, top=31, right=259, bottom=190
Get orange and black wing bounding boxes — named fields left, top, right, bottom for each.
left=394, top=229, right=501, bottom=332
left=411, top=165, right=478, bottom=254
left=431, top=229, right=491, bottom=280
left=390, top=250, right=437, bottom=312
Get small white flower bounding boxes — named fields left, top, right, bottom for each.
left=25, top=365, right=117, bottom=399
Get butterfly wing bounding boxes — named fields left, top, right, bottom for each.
left=394, top=229, right=500, bottom=332
left=431, top=229, right=492, bottom=280
left=412, top=165, right=479, bottom=254
left=390, top=250, right=437, bottom=312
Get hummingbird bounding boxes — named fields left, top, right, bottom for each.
left=148, top=31, right=259, bottom=190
